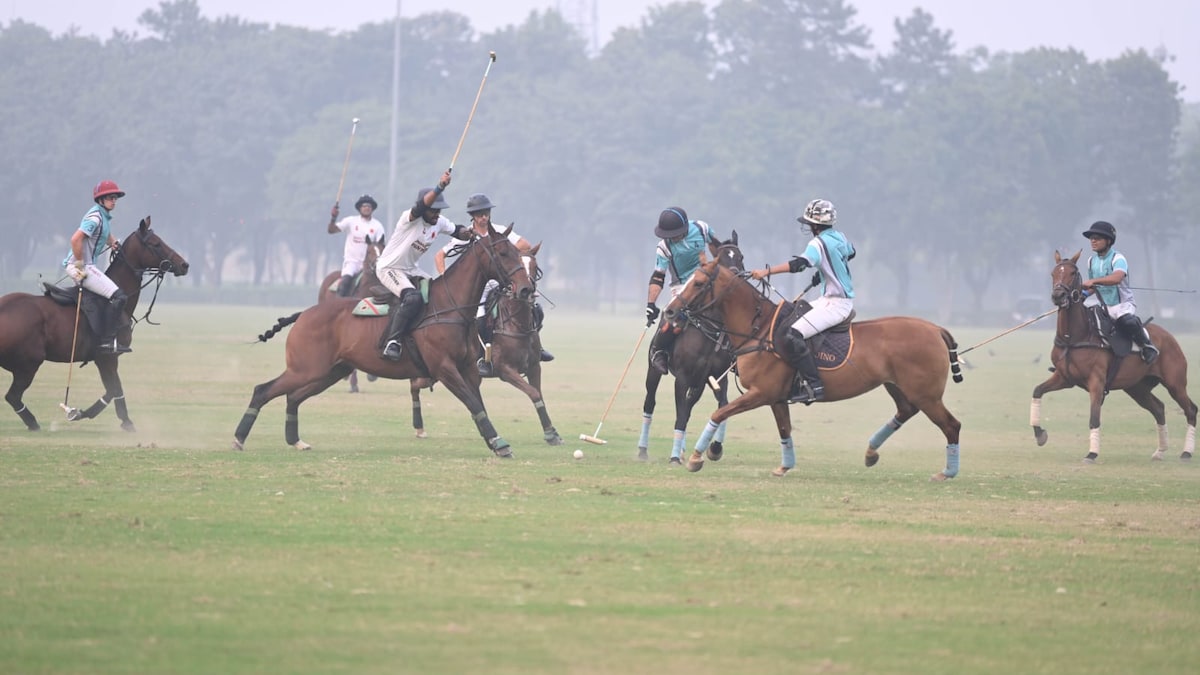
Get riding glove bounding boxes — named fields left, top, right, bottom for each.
left=645, top=303, right=660, bottom=327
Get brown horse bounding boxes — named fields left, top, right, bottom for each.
left=1030, top=251, right=1196, bottom=462
left=317, top=241, right=384, bottom=393
left=638, top=233, right=744, bottom=463
left=663, top=260, right=964, bottom=480
left=408, top=243, right=562, bottom=445
left=233, top=223, right=535, bottom=456
left=0, top=217, right=190, bottom=431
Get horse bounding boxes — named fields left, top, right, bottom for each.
left=637, top=233, right=745, bottom=464
left=662, top=260, right=965, bottom=480
left=233, top=223, right=535, bottom=456
left=317, top=241, right=384, bottom=393
left=1029, top=251, right=1196, bottom=462
left=0, top=217, right=190, bottom=431
left=408, top=243, right=562, bottom=445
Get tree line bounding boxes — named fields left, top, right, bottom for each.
left=2, top=0, right=1197, bottom=321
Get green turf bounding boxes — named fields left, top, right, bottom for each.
left=1, top=305, right=1197, bottom=674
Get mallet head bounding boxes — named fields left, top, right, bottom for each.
left=489, top=51, right=496, bottom=61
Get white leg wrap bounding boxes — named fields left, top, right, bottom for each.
left=1089, top=428, right=1101, bottom=455
left=1185, top=425, right=1196, bottom=454
left=1030, top=398, right=1041, bottom=427
left=1156, top=424, right=1169, bottom=452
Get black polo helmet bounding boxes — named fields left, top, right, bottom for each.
left=417, top=187, right=450, bottom=210
left=354, top=194, right=378, bottom=210
left=466, top=193, right=495, bottom=214
left=1082, top=220, right=1116, bottom=244
left=655, top=207, right=689, bottom=238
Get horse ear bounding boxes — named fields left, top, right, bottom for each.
left=730, top=229, right=738, bottom=245
left=1054, top=250, right=1062, bottom=263
left=1071, top=250, right=1081, bottom=263
left=529, top=241, right=541, bottom=256
left=498, top=221, right=514, bottom=238
left=140, top=216, right=150, bottom=231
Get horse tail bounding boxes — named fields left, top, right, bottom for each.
left=941, top=328, right=965, bottom=383
left=258, top=311, right=302, bottom=343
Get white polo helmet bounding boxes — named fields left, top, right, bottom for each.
left=798, top=199, right=836, bottom=229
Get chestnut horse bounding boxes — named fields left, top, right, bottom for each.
left=408, top=243, right=562, bottom=445
left=663, top=260, right=964, bottom=480
left=0, top=217, right=190, bottom=431
left=317, top=241, right=383, bottom=393
left=1030, top=251, right=1196, bottom=462
left=233, top=224, right=534, bottom=456
left=638, top=233, right=744, bottom=463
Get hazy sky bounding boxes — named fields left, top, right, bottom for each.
left=5, top=0, right=1197, bottom=100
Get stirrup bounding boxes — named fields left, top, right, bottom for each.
left=477, top=359, right=494, bottom=377
left=97, top=339, right=131, bottom=354
left=382, top=340, right=403, bottom=361
left=1142, top=345, right=1160, bottom=365
left=787, top=380, right=824, bottom=405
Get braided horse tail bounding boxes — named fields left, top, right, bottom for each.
left=257, top=312, right=302, bottom=343
left=942, top=328, right=964, bottom=384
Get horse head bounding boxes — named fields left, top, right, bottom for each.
left=114, top=217, right=190, bottom=279
left=483, top=223, right=534, bottom=301
left=663, top=259, right=723, bottom=326
left=1050, top=250, right=1083, bottom=308
left=715, top=230, right=745, bottom=271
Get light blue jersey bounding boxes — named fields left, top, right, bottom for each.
left=654, top=220, right=717, bottom=286
left=63, top=204, right=112, bottom=267
left=801, top=229, right=855, bottom=299
left=1087, top=249, right=1132, bottom=307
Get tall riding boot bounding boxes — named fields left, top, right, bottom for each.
left=97, top=290, right=132, bottom=354
left=336, top=274, right=355, bottom=297
left=783, top=330, right=823, bottom=404
left=532, top=303, right=554, bottom=362
left=1122, top=315, right=1159, bottom=365
left=381, top=289, right=421, bottom=361
left=649, top=326, right=676, bottom=375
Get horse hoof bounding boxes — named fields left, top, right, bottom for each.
left=65, top=408, right=82, bottom=422
left=544, top=430, right=563, bottom=446
left=1034, top=427, right=1048, bottom=447
left=771, top=466, right=791, bottom=477
left=121, top=421, right=136, bottom=432
left=366, top=374, right=378, bottom=382
left=637, top=448, right=649, bottom=462
left=232, top=439, right=244, bottom=451
left=686, top=452, right=705, bottom=472
left=349, top=386, right=359, bottom=393
left=414, top=429, right=428, bottom=439
left=706, top=441, right=723, bottom=462
left=1182, top=452, right=1193, bottom=462
left=293, top=440, right=312, bottom=451
left=493, top=447, right=513, bottom=459
left=1151, top=450, right=1165, bottom=461
left=667, top=456, right=681, bottom=466
left=864, top=450, right=880, bottom=467
left=1082, top=452, right=1098, bottom=464
left=930, top=472, right=953, bottom=482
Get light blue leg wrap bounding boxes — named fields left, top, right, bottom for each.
left=637, top=413, right=652, bottom=451
left=694, top=419, right=719, bottom=451
left=671, top=429, right=686, bottom=459
left=781, top=437, right=796, bottom=469
left=715, top=420, right=728, bottom=443
left=943, top=443, right=960, bottom=478
left=869, top=417, right=903, bottom=450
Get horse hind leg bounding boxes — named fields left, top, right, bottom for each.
left=411, top=378, right=430, bottom=439
left=866, top=383, right=920, bottom=468
left=901, top=386, right=961, bottom=481
left=5, top=367, right=42, bottom=431
left=284, top=364, right=355, bottom=450
left=1159, top=376, right=1198, bottom=461
left=1123, top=383, right=1169, bottom=460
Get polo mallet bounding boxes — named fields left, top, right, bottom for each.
left=59, top=285, right=84, bottom=419
left=957, top=307, right=1057, bottom=360
left=448, top=51, right=496, bottom=174
left=333, top=117, right=360, bottom=205
left=580, top=326, right=651, bottom=445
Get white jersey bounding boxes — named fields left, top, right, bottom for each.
left=377, top=209, right=457, bottom=281
left=334, top=215, right=385, bottom=276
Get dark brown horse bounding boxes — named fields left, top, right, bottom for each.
left=317, top=241, right=383, bottom=393
left=1030, top=251, right=1196, bottom=462
left=663, top=260, right=964, bottom=480
left=638, top=234, right=744, bottom=463
left=0, top=217, right=190, bottom=431
left=233, top=223, right=535, bottom=456
left=409, top=243, right=562, bottom=445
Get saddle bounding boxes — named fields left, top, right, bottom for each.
left=1081, top=303, right=1154, bottom=391
left=352, top=278, right=431, bottom=316
left=42, top=283, right=110, bottom=340
left=771, top=299, right=856, bottom=369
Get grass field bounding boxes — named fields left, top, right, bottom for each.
left=2, top=304, right=1198, bottom=674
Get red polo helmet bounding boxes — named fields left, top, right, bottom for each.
left=93, top=180, right=126, bottom=202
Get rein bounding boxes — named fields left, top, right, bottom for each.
left=420, top=234, right=527, bottom=326
left=111, top=229, right=175, bottom=328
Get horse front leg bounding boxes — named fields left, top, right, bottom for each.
left=497, top=360, right=562, bottom=446
left=687, top=387, right=776, bottom=473
left=434, top=364, right=512, bottom=458
left=767, top=402, right=796, bottom=477
left=1082, top=378, right=1108, bottom=464
left=638, top=366, right=662, bottom=461
left=410, top=378, right=433, bottom=439
left=672, top=381, right=707, bottom=463
left=1030, top=369, right=1072, bottom=447
left=73, top=357, right=133, bottom=431
left=5, top=366, right=42, bottom=431
left=703, top=376, right=731, bottom=462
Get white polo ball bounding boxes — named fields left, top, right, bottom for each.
left=573, top=449, right=584, bottom=460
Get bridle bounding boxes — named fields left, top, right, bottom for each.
left=110, top=227, right=182, bottom=327
left=1051, top=260, right=1085, bottom=308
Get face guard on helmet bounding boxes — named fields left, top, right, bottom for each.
left=798, top=199, right=836, bottom=235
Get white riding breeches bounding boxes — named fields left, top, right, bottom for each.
left=340, top=259, right=364, bottom=277
left=791, top=296, right=853, bottom=339
left=379, top=267, right=416, bottom=296
left=64, top=263, right=118, bottom=299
